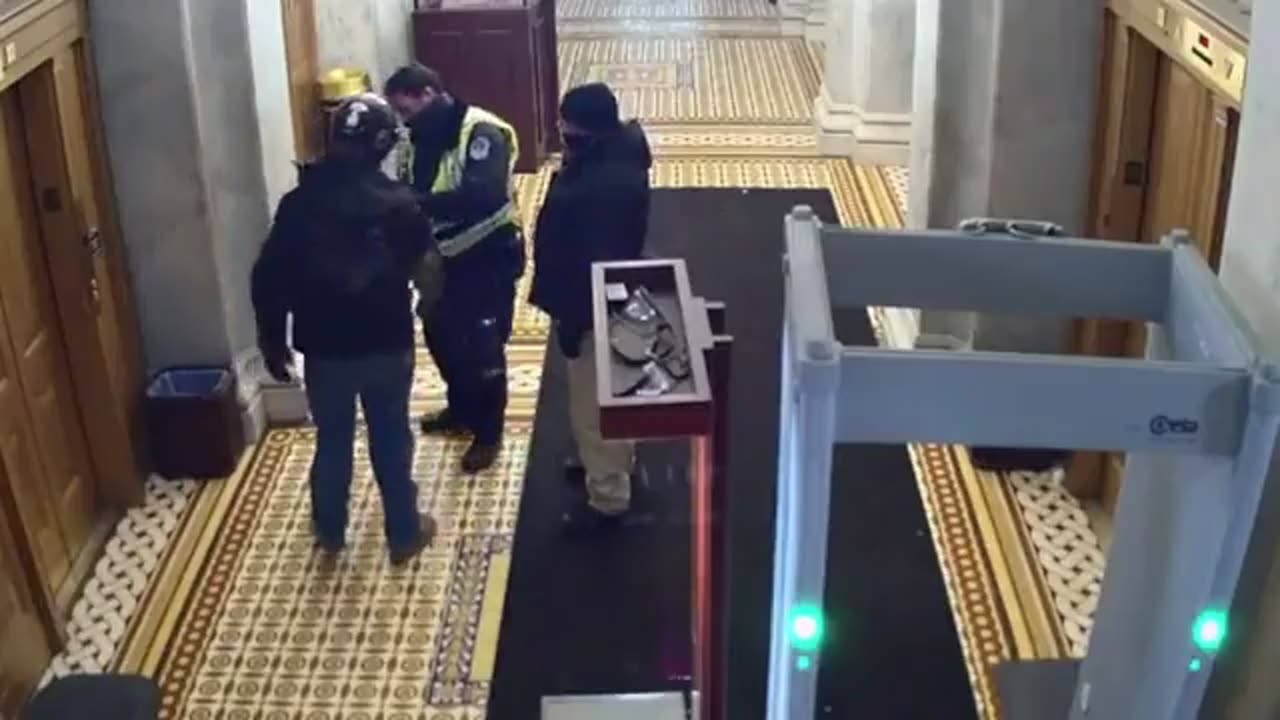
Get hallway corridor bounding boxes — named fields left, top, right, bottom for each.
left=31, top=2, right=1112, bottom=719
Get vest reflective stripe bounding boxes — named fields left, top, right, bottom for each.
left=431, top=106, right=519, bottom=257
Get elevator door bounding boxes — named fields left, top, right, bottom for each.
left=1074, top=20, right=1240, bottom=512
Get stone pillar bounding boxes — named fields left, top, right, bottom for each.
left=805, top=0, right=828, bottom=42
left=1201, top=1, right=1280, bottom=715
left=91, top=0, right=294, bottom=440
left=815, top=0, right=915, bottom=166
left=910, top=0, right=1101, bottom=351
left=779, top=0, right=810, bottom=36
left=315, top=0, right=415, bottom=87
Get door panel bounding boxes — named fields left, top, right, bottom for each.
left=0, top=465, right=53, bottom=716
left=0, top=86, right=96, bottom=555
left=1068, top=21, right=1160, bottom=501
left=49, top=45, right=124, bottom=398
left=1079, top=47, right=1240, bottom=515
left=0, top=89, right=73, bottom=592
left=1143, top=57, right=1209, bottom=245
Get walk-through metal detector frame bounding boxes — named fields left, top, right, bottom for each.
left=770, top=207, right=1280, bottom=720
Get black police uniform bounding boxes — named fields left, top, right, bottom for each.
left=406, top=99, right=524, bottom=465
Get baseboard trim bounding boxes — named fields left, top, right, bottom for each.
left=814, top=89, right=912, bottom=165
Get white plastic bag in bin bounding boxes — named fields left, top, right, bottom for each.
left=146, top=368, right=234, bottom=398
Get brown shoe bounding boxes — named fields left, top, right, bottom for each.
left=461, top=441, right=501, bottom=474
left=390, top=514, right=437, bottom=566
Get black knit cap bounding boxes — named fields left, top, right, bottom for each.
left=559, top=82, right=621, bottom=133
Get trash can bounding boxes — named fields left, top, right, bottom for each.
left=145, top=367, right=245, bottom=479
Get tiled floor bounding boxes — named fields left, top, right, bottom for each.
left=41, top=3, right=1110, bottom=720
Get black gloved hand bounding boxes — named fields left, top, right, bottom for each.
left=262, top=347, right=295, bottom=384
left=556, top=323, right=586, bottom=360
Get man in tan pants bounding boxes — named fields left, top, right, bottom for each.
left=529, top=83, right=652, bottom=536
left=566, top=333, right=636, bottom=517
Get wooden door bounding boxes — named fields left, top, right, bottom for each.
left=1072, top=33, right=1240, bottom=513
left=32, top=45, right=143, bottom=510
left=0, top=86, right=100, bottom=595
left=1067, top=19, right=1160, bottom=501
left=0, top=459, right=54, bottom=717
left=282, top=0, right=320, bottom=160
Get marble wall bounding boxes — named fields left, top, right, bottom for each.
left=90, top=0, right=293, bottom=437
left=90, top=0, right=232, bottom=372
left=246, top=0, right=299, bottom=211
left=815, top=0, right=915, bottom=165
left=911, top=0, right=1100, bottom=352
left=314, top=0, right=416, bottom=88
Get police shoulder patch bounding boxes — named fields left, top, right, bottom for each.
left=468, top=135, right=492, bottom=161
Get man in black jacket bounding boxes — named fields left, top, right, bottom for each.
left=530, top=83, right=653, bottom=535
left=251, top=93, right=435, bottom=565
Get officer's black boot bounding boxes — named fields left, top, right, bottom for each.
left=420, top=408, right=468, bottom=436
left=462, top=440, right=501, bottom=474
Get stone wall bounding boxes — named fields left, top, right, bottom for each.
left=314, top=0, right=416, bottom=88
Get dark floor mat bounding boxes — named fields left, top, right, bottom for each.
left=487, top=189, right=976, bottom=720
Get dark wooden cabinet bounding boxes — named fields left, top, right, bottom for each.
left=413, top=0, right=560, bottom=172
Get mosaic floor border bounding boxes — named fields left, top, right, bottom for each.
left=557, top=0, right=779, bottom=21
left=559, top=37, right=821, bottom=126
left=557, top=21, right=786, bottom=37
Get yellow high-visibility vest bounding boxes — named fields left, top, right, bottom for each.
left=399, top=106, right=519, bottom=258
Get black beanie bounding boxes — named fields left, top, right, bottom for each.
left=560, top=83, right=621, bottom=133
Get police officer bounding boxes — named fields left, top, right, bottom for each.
left=251, top=93, right=435, bottom=565
left=384, top=63, right=524, bottom=474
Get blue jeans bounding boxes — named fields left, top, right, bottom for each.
left=304, top=351, right=420, bottom=549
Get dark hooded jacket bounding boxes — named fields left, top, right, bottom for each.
left=251, top=158, right=433, bottom=359
left=530, top=121, right=653, bottom=351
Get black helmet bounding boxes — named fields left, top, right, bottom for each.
left=330, top=93, right=398, bottom=161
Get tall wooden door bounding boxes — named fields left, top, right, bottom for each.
left=24, top=47, right=143, bottom=514
left=282, top=0, right=320, bottom=160
left=0, top=86, right=100, bottom=596
left=0, top=469, right=53, bottom=716
left=1072, top=21, right=1241, bottom=513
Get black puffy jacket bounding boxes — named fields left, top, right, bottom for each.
left=251, top=159, right=433, bottom=359
left=529, top=121, right=653, bottom=340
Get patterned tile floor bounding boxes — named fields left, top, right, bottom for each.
left=40, top=2, right=1110, bottom=720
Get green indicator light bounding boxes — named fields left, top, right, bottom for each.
left=789, top=606, right=825, bottom=651
left=1193, top=609, right=1228, bottom=653
left=1189, top=658, right=1203, bottom=673
left=796, top=655, right=812, bottom=671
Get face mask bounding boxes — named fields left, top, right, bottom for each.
left=415, top=100, right=454, bottom=140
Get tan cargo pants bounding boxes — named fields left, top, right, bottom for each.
left=566, top=333, right=635, bottom=515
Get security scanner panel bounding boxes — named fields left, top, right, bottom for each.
left=771, top=207, right=1280, bottom=720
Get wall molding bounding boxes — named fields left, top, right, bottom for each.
left=779, top=0, right=810, bottom=36
left=805, top=0, right=828, bottom=42
left=814, top=86, right=913, bottom=165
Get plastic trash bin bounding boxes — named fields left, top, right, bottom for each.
left=144, top=367, right=245, bottom=479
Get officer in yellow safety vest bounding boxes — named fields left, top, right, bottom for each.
left=384, top=63, right=524, bottom=474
